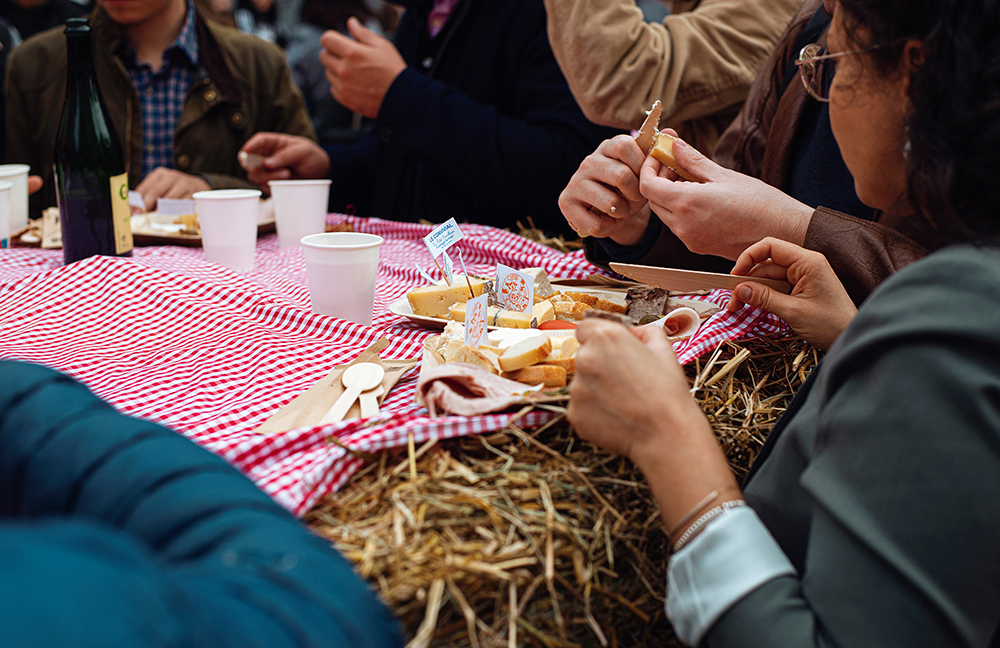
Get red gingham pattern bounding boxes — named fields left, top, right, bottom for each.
left=0, top=216, right=784, bottom=515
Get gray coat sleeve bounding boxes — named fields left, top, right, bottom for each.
left=707, top=246, right=1000, bottom=648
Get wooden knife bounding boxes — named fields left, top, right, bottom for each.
left=609, top=262, right=792, bottom=294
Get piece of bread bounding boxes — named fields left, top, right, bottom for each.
left=505, top=364, right=567, bottom=388
left=451, top=345, right=501, bottom=374
left=498, top=336, right=552, bottom=372
left=650, top=132, right=697, bottom=182
left=565, top=291, right=627, bottom=314
left=553, top=301, right=591, bottom=321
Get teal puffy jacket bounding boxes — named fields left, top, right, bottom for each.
left=0, top=360, right=403, bottom=648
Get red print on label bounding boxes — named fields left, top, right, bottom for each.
left=500, top=273, right=530, bottom=312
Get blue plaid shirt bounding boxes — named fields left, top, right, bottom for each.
left=119, top=1, right=199, bottom=178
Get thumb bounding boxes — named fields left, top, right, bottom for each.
left=669, top=137, right=718, bottom=183
left=731, top=281, right=798, bottom=320
left=346, top=16, right=379, bottom=45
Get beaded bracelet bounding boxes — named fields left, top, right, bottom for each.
left=672, top=499, right=747, bottom=553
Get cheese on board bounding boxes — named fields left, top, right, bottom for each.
left=407, top=276, right=487, bottom=318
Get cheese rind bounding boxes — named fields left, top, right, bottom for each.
left=407, top=277, right=486, bottom=318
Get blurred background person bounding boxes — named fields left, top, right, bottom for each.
left=5, top=0, right=315, bottom=216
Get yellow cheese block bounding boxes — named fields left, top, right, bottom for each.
left=649, top=133, right=698, bottom=182
left=407, top=276, right=486, bottom=318
left=449, top=302, right=535, bottom=329
left=532, top=300, right=555, bottom=325
left=494, top=309, right=533, bottom=328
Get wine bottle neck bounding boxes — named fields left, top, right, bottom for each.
left=65, top=30, right=98, bottom=102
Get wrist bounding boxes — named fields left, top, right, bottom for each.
left=610, top=203, right=651, bottom=246
left=781, top=201, right=814, bottom=246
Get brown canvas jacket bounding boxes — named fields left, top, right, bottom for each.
left=543, top=0, right=801, bottom=153
left=5, top=8, right=315, bottom=216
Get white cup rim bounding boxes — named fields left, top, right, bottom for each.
left=193, top=189, right=262, bottom=200
left=268, top=179, right=332, bottom=187
left=301, top=232, right=383, bottom=250
left=0, top=164, right=30, bottom=176
left=0, top=181, right=14, bottom=191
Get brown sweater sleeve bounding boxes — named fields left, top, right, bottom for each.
left=804, top=207, right=928, bottom=304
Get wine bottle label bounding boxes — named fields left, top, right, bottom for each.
left=110, top=172, right=133, bottom=255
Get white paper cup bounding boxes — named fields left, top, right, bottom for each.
left=193, top=189, right=262, bottom=272
left=268, top=179, right=331, bottom=248
left=0, top=181, right=12, bottom=248
left=0, top=164, right=30, bottom=233
left=301, top=232, right=383, bottom=325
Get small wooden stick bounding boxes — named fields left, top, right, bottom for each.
left=457, top=247, right=475, bottom=298
left=431, top=255, right=450, bottom=284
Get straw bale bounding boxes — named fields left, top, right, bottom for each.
left=308, top=335, right=819, bottom=647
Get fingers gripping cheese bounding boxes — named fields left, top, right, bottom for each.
left=649, top=132, right=698, bottom=182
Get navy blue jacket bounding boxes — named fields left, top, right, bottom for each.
left=0, top=360, right=403, bottom=648
left=324, top=0, right=619, bottom=232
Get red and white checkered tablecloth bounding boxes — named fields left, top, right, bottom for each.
left=0, top=216, right=784, bottom=515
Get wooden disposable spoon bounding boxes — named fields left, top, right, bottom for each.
left=319, top=363, right=385, bottom=424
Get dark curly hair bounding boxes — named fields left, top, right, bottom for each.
left=838, top=0, right=1000, bottom=240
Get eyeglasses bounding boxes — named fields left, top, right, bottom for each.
left=795, top=43, right=881, bottom=103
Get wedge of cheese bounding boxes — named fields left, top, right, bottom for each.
left=521, top=267, right=556, bottom=298
left=407, top=276, right=487, bottom=318
left=532, top=300, right=555, bottom=325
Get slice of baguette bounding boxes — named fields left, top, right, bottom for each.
left=553, top=301, right=591, bottom=321
left=498, top=336, right=552, bottom=372
left=565, top=291, right=627, bottom=314
left=505, top=364, right=567, bottom=388
left=451, top=345, right=501, bottom=375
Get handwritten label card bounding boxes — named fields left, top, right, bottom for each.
left=423, top=218, right=464, bottom=258
left=496, top=264, right=535, bottom=313
left=464, top=294, right=489, bottom=347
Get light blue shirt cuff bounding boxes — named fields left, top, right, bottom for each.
left=666, top=506, right=797, bottom=646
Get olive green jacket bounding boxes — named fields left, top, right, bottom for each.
left=5, top=8, right=316, bottom=216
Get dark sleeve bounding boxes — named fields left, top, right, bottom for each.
left=0, top=360, right=404, bottom=648
left=707, top=252, right=1000, bottom=647
left=371, top=32, right=614, bottom=230
left=584, top=216, right=734, bottom=273
left=325, top=127, right=379, bottom=215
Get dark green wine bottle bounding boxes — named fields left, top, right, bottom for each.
left=53, top=17, right=132, bottom=265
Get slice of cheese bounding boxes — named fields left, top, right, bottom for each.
left=549, top=335, right=579, bottom=357
left=407, top=276, right=486, bottom=318
left=498, top=336, right=552, bottom=372
left=531, top=300, right=555, bottom=325
left=650, top=133, right=697, bottom=182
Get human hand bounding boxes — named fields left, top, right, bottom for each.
left=638, top=138, right=815, bottom=260
left=135, top=168, right=211, bottom=211
left=240, top=133, right=331, bottom=186
left=727, top=237, right=858, bottom=350
left=568, top=320, right=740, bottom=530
left=568, top=320, right=704, bottom=462
left=28, top=175, right=42, bottom=195
left=319, top=17, right=407, bottom=119
left=558, top=134, right=663, bottom=245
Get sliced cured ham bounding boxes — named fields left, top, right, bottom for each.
left=416, top=362, right=540, bottom=417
